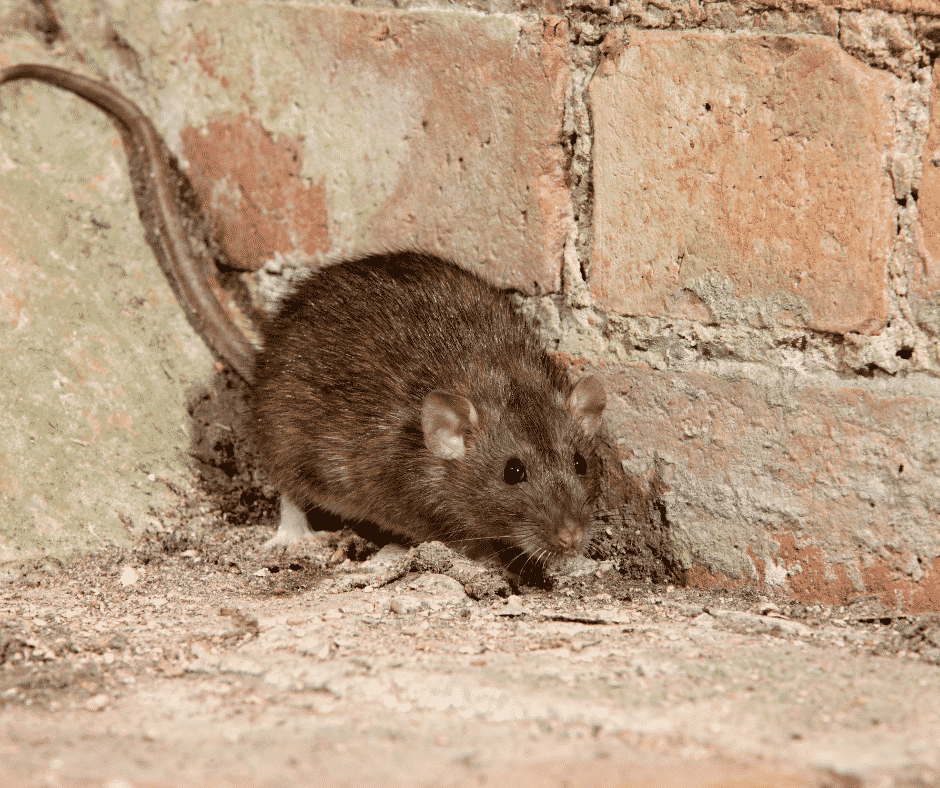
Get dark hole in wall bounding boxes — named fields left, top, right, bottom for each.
left=589, top=441, right=684, bottom=586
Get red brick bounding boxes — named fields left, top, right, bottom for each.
left=181, top=114, right=329, bottom=271
left=590, top=32, right=894, bottom=335
left=169, top=7, right=571, bottom=291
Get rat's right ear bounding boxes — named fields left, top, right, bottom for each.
left=567, top=375, right=606, bottom=436
left=422, top=391, right=480, bottom=460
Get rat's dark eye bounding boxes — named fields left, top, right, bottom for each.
left=574, top=452, right=587, bottom=475
left=503, top=457, right=527, bottom=484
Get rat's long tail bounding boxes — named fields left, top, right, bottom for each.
left=1, top=63, right=256, bottom=384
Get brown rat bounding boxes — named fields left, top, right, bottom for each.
left=2, top=64, right=608, bottom=564
left=253, top=252, right=606, bottom=562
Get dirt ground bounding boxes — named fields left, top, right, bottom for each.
left=2, top=502, right=940, bottom=788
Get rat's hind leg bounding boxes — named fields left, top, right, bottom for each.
left=262, top=494, right=313, bottom=548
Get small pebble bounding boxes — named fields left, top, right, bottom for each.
left=495, top=596, right=527, bottom=617
left=83, top=693, right=109, bottom=712
left=390, top=596, right=423, bottom=615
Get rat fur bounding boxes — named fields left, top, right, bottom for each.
left=253, top=252, right=606, bottom=562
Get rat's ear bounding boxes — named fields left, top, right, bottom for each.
left=422, top=391, right=480, bottom=460
left=567, top=375, right=606, bottom=436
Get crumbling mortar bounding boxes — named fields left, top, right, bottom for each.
left=861, top=68, right=939, bottom=379
left=575, top=0, right=850, bottom=34
left=837, top=9, right=929, bottom=80
left=882, top=204, right=932, bottom=375
left=562, top=50, right=598, bottom=285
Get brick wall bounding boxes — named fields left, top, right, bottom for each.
left=1, top=0, right=939, bottom=609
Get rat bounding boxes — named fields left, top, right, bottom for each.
left=1, top=63, right=608, bottom=565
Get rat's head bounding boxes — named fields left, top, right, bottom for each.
left=421, top=374, right=606, bottom=563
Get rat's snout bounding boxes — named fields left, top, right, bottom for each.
left=555, top=516, right=585, bottom=552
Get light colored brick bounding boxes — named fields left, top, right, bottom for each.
left=0, top=71, right=213, bottom=562
left=602, top=361, right=940, bottom=610
left=590, top=32, right=895, bottom=335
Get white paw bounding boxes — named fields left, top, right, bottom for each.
left=262, top=495, right=312, bottom=549
left=261, top=528, right=312, bottom=549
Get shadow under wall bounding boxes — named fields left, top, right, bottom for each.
left=590, top=437, right=685, bottom=585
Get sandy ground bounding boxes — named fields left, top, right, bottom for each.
left=1, top=513, right=939, bottom=788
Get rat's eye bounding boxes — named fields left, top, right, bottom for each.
left=574, top=452, right=587, bottom=475
left=503, top=457, right=527, bottom=485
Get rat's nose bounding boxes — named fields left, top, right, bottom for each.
left=555, top=517, right=584, bottom=552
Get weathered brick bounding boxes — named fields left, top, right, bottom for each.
left=152, top=6, right=571, bottom=291
left=839, top=10, right=918, bottom=77
left=181, top=115, right=329, bottom=272
left=0, top=71, right=214, bottom=562
left=590, top=32, right=895, bottom=335
left=602, top=361, right=940, bottom=610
